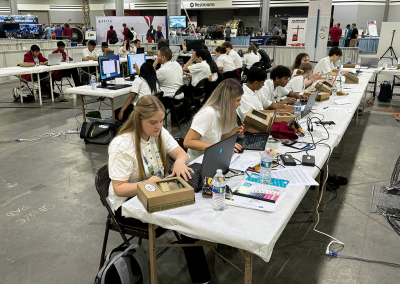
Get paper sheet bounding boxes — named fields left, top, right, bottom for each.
left=229, top=155, right=260, bottom=171
left=319, top=107, right=354, bottom=113
left=343, top=84, right=357, bottom=89
left=103, top=60, right=115, bottom=74
left=226, top=192, right=287, bottom=212
left=272, top=169, right=319, bottom=187
left=333, top=98, right=351, bottom=105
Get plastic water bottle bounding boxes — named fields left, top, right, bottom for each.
left=337, top=60, right=341, bottom=69
left=212, top=169, right=226, bottom=211
left=347, top=56, right=350, bottom=64
left=91, top=75, right=97, bottom=90
left=294, top=99, right=302, bottom=120
left=34, top=57, right=39, bottom=67
left=66, top=55, right=69, bottom=63
left=260, top=148, right=272, bottom=184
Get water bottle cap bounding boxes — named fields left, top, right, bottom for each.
left=217, top=169, right=222, bottom=174
left=297, top=99, right=300, bottom=102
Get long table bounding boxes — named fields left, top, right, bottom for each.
left=120, top=71, right=373, bottom=283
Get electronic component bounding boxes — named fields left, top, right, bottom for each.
left=302, top=155, right=315, bottom=167
left=281, top=154, right=296, bottom=166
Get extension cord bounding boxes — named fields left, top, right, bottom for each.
left=67, top=130, right=80, bottom=134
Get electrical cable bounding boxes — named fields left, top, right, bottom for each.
left=328, top=251, right=400, bottom=268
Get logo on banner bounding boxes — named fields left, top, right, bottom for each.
left=143, top=16, right=154, bottom=27
left=190, top=2, right=216, bottom=7
left=190, top=2, right=194, bottom=7
left=99, top=19, right=112, bottom=23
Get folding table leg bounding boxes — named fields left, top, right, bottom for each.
left=339, top=132, right=346, bottom=157
left=354, top=107, right=359, bottom=125
left=313, top=172, right=321, bottom=222
left=244, top=251, right=253, bottom=284
left=49, top=72, right=54, bottom=102
left=320, top=162, right=328, bottom=212
left=81, top=95, right=86, bottom=122
left=149, top=224, right=158, bottom=284
left=18, top=76, right=23, bottom=104
left=37, top=74, right=43, bottom=106
left=110, top=98, right=115, bottom=124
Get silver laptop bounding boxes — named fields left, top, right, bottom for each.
left=170, top=45, right=180, bottom=54
left=302, top=84, right=323, bottom=117
left=48, top=54, right=62, bottom=66
left=360, top=57, right=379, bottom=68
left=73, top=53, right=84, bottom=62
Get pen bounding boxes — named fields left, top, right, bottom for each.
left=323, top=107, right=329, bottom=109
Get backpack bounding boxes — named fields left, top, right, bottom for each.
left=127, top=29, right=134, bottom=40
left=110, top=31, right=118, bottom=44
left=80, top=121, right=118, bottom=144
left=95, top=244, right=150, bottom=284
left=378, top=81, right=392, bottom=102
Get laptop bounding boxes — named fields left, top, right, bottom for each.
left=170, top=46, right=180, bottom=54
left=212, top=54, right=218, bottom=61
left=301, top=84, right=322, bottom=117
left=48, top=54, right=62, bottom=66
left=236, top=108, right=277, bottom=151
left=360, top=57, right=379, bottom=68
left=136, top=47, right=145, bottom=54
left=187, top=133, right=238, bottom=191
left=73, top=53, right=84, bottom=62
left=106, top=50, right=114, bottom=56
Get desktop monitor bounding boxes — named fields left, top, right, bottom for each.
left=158, top=39, right=169, bottom=49
left=98, top=56, right=121, bottom=86
left=128, top=54, right=146, bottom=75
left=3, top=23, right=20, bottom=31
left=186, top=39, right=206, bottom=51
left=169, top=16, right=186, bottom=28
left=136, top=47, right=145, bottom=54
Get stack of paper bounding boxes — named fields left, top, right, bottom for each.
left=229, top=155, right=260, bottom=171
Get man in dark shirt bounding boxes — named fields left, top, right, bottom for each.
left=350, top=23, right=358, bottom=47
left=253, top=43, right=271, bottom=69
left=156, top=25, right=164, bottom=41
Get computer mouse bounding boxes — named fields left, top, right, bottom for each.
left=235, top=146, right=244, bottom=153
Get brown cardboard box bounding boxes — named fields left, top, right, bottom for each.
left=316, top=92, right=330, bottom=101
left=243, top=108, right=272, bottom=133
left=270, top=112, right=296, bottom=122
left=343, top=63, right=356, bottom=68
left=315, top=81, right=333, bottom=95
left=303, top=90, right=312, bottom=97
left=345, top=72, right=359, bottom=84
left=137, top=177, right=195, bottom=213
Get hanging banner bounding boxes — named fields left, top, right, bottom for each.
left=287, top=18, right=307, bottom=46
left=96, top=16, right=167, bottom=44
left=367, top=21, right=378, bottom=37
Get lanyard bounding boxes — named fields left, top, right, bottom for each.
left=141, top=143, right=164, bottom=178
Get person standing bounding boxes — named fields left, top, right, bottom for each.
left=278, top=25, right=282, bottom=36
left=329, top=23, right=342, bottom=47
left=45, top=24, right=53, bottom=39
left=225, top=24, right=232, bottom=42
left=130, top=27, right=137, bottom=40
left=146, top=25, right=156, bottom=42
left=349, top=23, right=358, bottom=47
left=54, top=25, right=63, bottom=37
left=122, top=23, right=130, bottom=41
left=272, top=24, right=279, bottom=36
left=62, top=23, right=72, bottom=38
left=156, top=25, right=164, bottom=41
left=107, top=25, right=118, bottom=44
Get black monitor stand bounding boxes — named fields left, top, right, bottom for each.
left=101, top=79, right=108, bottom=88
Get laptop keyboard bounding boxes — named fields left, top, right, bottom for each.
left=98, top=84, right=132, bottom=90
left=186, top=171, right=201, bottom=190
left=237, top=135, right=267, bottom=150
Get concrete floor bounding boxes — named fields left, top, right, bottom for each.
left=1, top=54, right=400, bottom=284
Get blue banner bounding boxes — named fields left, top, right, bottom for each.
left=250, top=36, right=270, bottom=46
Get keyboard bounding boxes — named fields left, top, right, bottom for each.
left=237, top=134, right=268, bottom=150
left=186, top=171, right=201, bottom=191
left=98, top=84, right=131, bottom=90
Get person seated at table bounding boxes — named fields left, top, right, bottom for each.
left=215, top=46, right=236, bottom=78
left=180, top=39, right=187, bottom=52
left=108, top=95, right=211, bottom=284
left=116, top=62, right=159, bottom=121
left=153, top=47, right=184, bottom=106
left=314, top=46, right=343, bottom=76
left=119, top=40, right=135, bottom=56
left=132, top=39, right=141, bottom=53
left=52, top=41, right=82, bottom=91
left=243, top=44, right=261, bottom=69
left=289, top=53, right=322, bottom=88
left=253, top=43, right=271, bottom=69
left=182, top=50, right=212, bottom=87
left=184, top=79, right=243, bottom=161
left=286, top=62, right=316, bottom=93
left=21, top=45, right=51, bottom=97
left=205, top=50, right=219, bottom=83
left=237, top=67, right=293, bottom=122
left=98, top=42, right=113, bottom=57
left=82, top=40, right=99, bottom=60
left=262, top=65, right=308, bottom=105
left=222, top=41, right=243, bottom=77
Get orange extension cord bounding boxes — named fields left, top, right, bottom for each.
left=365, top=101, right=400, bottom=121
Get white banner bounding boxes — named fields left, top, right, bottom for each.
left=367, top=21, right=378, bottom=37
left=287, top=18, right=307, bottom=46
left=95, top=16, right=167, bottom=44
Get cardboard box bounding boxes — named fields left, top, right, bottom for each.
left=343, top=63, right=356, bottom=68
left=316, top=92, right=330, bottom=101
left=270, top=112, right=296, bottom=122
left=345, top=72, right=359, bottom=84
left=315, top=81, right=333, bottom=95
left=137, top=177, right=195, bottom=213
left=243, top=108, right=272, bottom=133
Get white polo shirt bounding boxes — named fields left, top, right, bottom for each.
left=228, top=49, right=243, bottom=69
left=156, top=61, right=184, bottom=99
left=107, top=128, right=179, bottom=211
left=237, top=85, right=272, bottom=122
left=262, top=79, right=290, bottom=103
left=314, top=56, right=335, bottom=75
left=216, top=54, right=236, bottom=73
left=211, top=72, right=218, bottom=82
left=286, top=75, right=305, bottom=93
left=130, top=77, right=159, bottom=105
left=188, top=60, right=212, bottom=87
left=119, top=46, right=135, bottom=56
left=82, top=47, right=99, bottom=58
left=243, top=52, right=261, bottom=68
left=188, top=106, right=223, bottom=162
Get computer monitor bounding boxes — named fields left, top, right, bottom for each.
left=186, top=39, right=206, bottom=51
left=98, top=55, right=121, bottom=87
left=136, top=47, right=145, bottom=54
left=128, top=54, right=146, bottom=75
left=169, top=16, right=186, bottom=28
left=158, top=39, right=169, bottom=49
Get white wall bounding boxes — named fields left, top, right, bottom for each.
left=387, top=4, right=400, bottom=22
left=356, top=5, right=385, bottom=32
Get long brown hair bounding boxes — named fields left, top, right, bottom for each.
left=245, top=44, right=258, bottom=55
left=290, top=53, right=309, bottom=74
left=116, top=95, right=169, bottom=180
left=197, top=79, right=243, bottom=130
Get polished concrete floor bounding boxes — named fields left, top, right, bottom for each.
left=1, top=55, right=400, bottom=284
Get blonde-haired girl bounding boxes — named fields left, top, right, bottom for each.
left=286, top=62, right=315, bottom=93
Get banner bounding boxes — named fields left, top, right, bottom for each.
left=250, top=36, right=270, bottom=45
left=96, top=16, right=167, bottom=44
left=287, top=18, right=307, bottom=46
left=367, top=21, right=378, bottom=37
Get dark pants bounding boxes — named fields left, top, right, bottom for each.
left=61, top=68, right=82, bottom=87
left=225, top=37, right=231, bottom=42
left=344, top=39, right=350, bottom=47
left=114, top=104, right=134, bottom=122
left=32, top=72, right=51, bottom=95
left=332, top=41, right=339, bottom=47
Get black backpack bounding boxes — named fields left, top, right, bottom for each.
left=95, top=244, right=150, bottom=284
left=378, top=81, right=392, bottom=102
left=110, top=31, right=118, bottom=44
left=80, top=121, right=118, bottom=145
left=127, top=29, right=134, bottom=40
